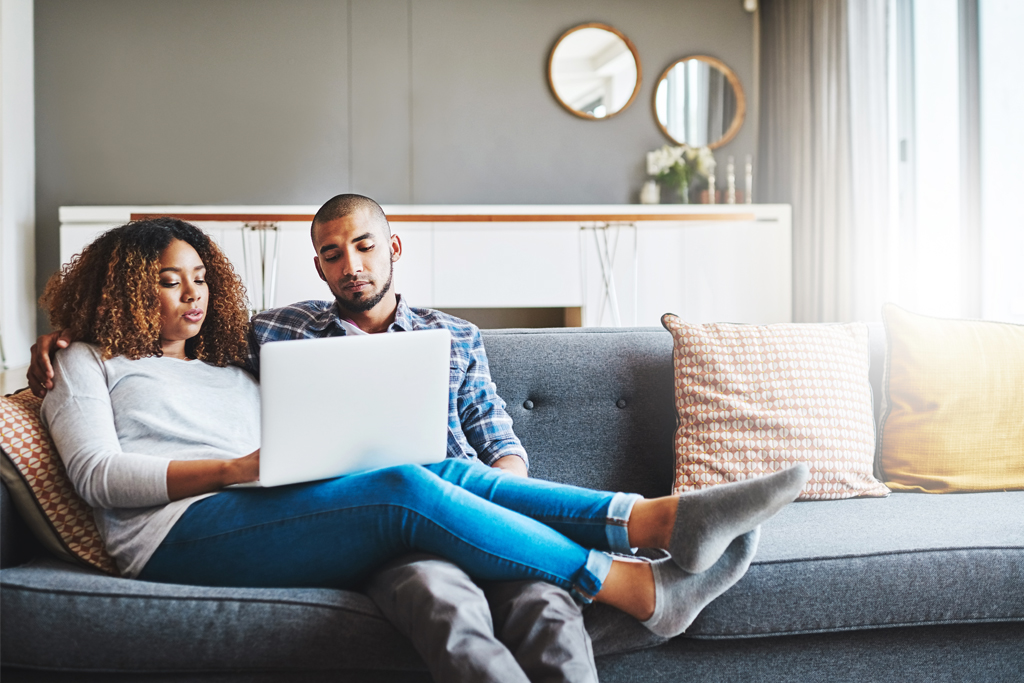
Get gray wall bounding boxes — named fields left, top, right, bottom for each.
left=34, top=0, right=758, bottom=323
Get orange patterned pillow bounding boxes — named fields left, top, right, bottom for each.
left=661, top=314, right=889, bottom=500
left=0, top=390, right=119, bottom=574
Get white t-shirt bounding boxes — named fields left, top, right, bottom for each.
left=41, top=342, right=260, bottom=577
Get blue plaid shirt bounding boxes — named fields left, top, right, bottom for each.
left=246, top=296, right=528, bottom=469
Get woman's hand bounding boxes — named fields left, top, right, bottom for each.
left=166, top=449, right=260, bottom=501
left=227, top=449, right=260, bottom=485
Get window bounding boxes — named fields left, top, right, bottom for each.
left=893, top=0, right=1023, bottom=323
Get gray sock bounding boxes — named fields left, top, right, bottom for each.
left=642, top=528, right=760, bottom=638
left=669, top=463, right=809, bottom=573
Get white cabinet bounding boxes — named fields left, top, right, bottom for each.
left=261, top=225, right=330, bottom=306
left=632, top=219, right=792, bottom=325
left=60, top=223, right=115, bottom=266
left=431, top=223, right=581, bottom=308
left=60, top=212, right=330, bottom=310
left=59, top=205, right=793, bottom=325
left=392, top=222, right=433, bottom=306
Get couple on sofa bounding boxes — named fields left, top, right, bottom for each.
left=29, top=193, right=809, bottom=683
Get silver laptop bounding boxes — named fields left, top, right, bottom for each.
left=254, top=329, right=451, bottom=487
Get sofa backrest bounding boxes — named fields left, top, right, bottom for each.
left=482, top=327, right=678, bottom=498
left=0, top=322, right=889, bottom=566
left=482, top=322, right=888, bottom=497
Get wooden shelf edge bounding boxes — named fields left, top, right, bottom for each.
left=130, top=212, right=758, bottom=223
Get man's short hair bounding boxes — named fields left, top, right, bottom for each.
left=311, top=194, right=391, bottom=243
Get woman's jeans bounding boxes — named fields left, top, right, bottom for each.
left=139, top=459, right=641, bottom=602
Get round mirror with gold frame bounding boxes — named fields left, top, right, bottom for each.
left=653, top=55, right=745, bottom=149
left=548, top=23, right=641, bottom=120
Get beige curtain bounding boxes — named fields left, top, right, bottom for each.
left=759, top=0, right=890, bottom=322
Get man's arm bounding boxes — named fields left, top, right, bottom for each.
left=27, top=330, right=73, bottom=397
left=454, top=325, right=530, bottom=473
left=491, top=454, right=528, bottom=477
left=243, top=323, right=262, bottom=378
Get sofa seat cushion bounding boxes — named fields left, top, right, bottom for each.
left=0, top=558, right=426, bottom=674
left=687, top=491, right=1024, bottom=638
left=0, top=557, right=667, bottom=673
left=2, top=497, right=1021, bottom=671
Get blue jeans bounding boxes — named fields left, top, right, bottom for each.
left=138, top=459, right=640, bottom=602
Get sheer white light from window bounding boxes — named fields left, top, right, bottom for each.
left=912, top=0, right=961, bottom=317
left=981, top=0, right=1024, bottom=322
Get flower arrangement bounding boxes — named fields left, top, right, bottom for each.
left=646, top=144, right=715, bottom=203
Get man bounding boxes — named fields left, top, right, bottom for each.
left=29, top=193, right=599, bottom=683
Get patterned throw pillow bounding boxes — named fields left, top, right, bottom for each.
left=661, top=314, right=889, bottom=500
left=0, top=390, right=119, bottom=574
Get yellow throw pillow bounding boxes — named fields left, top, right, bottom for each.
left=879, top=304, right=1024, bottom=493
left=662, top=314, right=889, bottom=500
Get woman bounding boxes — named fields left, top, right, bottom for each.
left=40, top=218, right=808, bottom=638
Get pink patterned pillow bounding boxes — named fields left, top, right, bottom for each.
left=0, top=390, right=119, bottom=574
left=661, top=314, right=889, bottom=500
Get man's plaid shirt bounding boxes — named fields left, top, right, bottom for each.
left=245, top=296, right=528, bottom=468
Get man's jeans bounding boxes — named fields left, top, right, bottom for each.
left=140, top=459, right=640, bottom=603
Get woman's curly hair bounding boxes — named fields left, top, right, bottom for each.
left=40, top=218, right=251, bottom=365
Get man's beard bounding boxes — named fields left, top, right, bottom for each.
left=333, top=261, right=394, bottom=314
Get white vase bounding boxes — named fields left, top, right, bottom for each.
left=640, top=180, right=660, bottom=205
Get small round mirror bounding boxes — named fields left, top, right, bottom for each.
left=548, top=23, right=641, bottom=120
left=654, top=55, right=745, bottom=149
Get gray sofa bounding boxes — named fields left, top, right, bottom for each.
left=2, top=325, right=1022, bottom=682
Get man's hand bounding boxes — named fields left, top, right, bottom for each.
left=28, top=330, right=73, bottom=398
left=491, top=454, right=528, bottom=477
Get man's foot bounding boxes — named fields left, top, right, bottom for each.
left=669, top=463, right=809, bottom=573
left=641, top=528, right=759, bottom=638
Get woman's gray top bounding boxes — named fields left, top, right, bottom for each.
left=41, top=342, right=261, bottom=577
